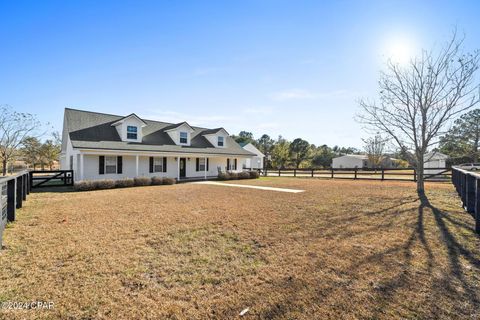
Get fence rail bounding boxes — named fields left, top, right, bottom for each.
left=30, top=170, right=74, bottom=188
left=0, top=171, right=31, bottom=249
left=262, top=167, right=452, bottom=182
left=451, top=167, right=480, bottom=234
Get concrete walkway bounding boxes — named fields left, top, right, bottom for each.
left=193, top=181, right=305, bottom=193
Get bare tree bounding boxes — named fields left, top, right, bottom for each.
left=0, top=105, right=41, bottom=175
left=363, top=134, right=388, bottom=169
left=358, top=31, right=480, bottom=194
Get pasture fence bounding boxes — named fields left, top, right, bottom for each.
left=0, top=171, right=31, bottom=249
left=30, top=170, right=74, bottom=188
left=257, top=167, right=451, bottom=182
left=451, top=167, right=480, bottom=234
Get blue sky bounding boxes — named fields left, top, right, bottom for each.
left=1, top=0, right=479, bottom=147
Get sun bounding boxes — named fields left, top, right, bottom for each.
left=384, top=36, right=416, bottom=64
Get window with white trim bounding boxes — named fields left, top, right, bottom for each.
left=180, top=131, right=188, bottom=144
left=154, top=157, right=164, bottom=172
left=199, top=158, right=206, bottom=171
left=127, top=126, right=138, bottom=139
left=105, top=156, right=117, bottom=174
left=217, top=136, right=224, bottom=147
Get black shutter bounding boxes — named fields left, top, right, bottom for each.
left=196, top=158, right=199, bottom=171
left=117, top=156, right=123, bottom=174
left=207, top=158, right=209, bottom=171
left=163, top=157, right=167, bottom=172
left=227, top=158, right=230, bottom=170
left=234, top=158, right=237, bottom=170
left=99, top=156, right=105, bottom=175
left=149, top=157, right=154, bottom=173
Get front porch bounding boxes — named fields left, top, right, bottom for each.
left=71, top=151, right=248, bottom=182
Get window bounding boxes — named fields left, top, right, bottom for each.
left=154, top=157, right=164, bottom=172
left=127, top=126, right=138, bottom=139
left=199, top=158, right=206, bottom=171
left=105, top=156, right=117, bottom=174
left=180, top=131, right=188, bottom=144
left=217, top=136, right=224, bottom=147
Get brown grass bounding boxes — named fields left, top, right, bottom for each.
left=0, top=178, right=479, bottom=319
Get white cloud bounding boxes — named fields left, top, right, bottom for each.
left=270, top=88, right=316, bottom=101
left=269, top=88, right=354, bottom=101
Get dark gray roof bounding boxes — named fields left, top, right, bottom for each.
left=64, top=108, right=255, bottom=156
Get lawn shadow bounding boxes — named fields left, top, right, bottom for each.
left=325, top=191, right=480, bottom=318
left=30, top=186, right=75, bottom=193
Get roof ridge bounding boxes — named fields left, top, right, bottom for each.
left=65, top=107, right=213, bottom=131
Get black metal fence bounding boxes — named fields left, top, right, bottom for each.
left=451, top=167, right=480, bottom=234
left=261, top=167, right=452, bottom=182
left=0, top=171, right=31, bottom=249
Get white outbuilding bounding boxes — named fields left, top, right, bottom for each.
left=332, top=155, right=368, bottom=169
left=424, top=152, right=449, bottom=174
left=240, top=142, right=264, bottom=169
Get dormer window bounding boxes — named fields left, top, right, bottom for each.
left=180, top=131, right=188, bottom=144
left=127, top=126, right=138, bottom=140
left=218, top=136, right=224, bottom=147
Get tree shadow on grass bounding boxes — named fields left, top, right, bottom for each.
left=367, top=192, right=480, bottom=318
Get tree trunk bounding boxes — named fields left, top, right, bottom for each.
left=2, top=158, right=6, bottom=176
left=416, top=154, right=425, bottom=196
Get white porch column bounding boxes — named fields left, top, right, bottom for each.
left=135, top=155, right=139, bottom=177
left=204, top=157, right=207, bottom=180
left=79, top=153, right=84, bottom=181
left=177, top=157, right=180, bottom=180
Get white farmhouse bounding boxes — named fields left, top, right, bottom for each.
left=60, top=108, right=256, bottom=181
left=239, top=142, right=264, bottom=169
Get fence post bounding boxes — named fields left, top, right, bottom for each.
left=265, top=168, right=268, bottom=176
left=466, top=174, right=476, bottom=213
left=294, top=169, right=296, bottom=177
left=461, top=173, right=467, bottom=208
left=413, top=168, right=417, bottom=182
left=7, top=179, right=15, bottom=222
left=331, top=168, right=334, bottom=179
left=15, top=176, right=23, bottom=209
left=354, top=168, right=357, bottom=180
left=278, top=169, right=281, bottom=177
left=22, top=174, right=27, bottom=201
left=476, top=178, right=480, bottom=234
left=381, top=169, right=385, bottom=181
left=311, top=169, right=314, bottom=177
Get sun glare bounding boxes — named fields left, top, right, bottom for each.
left=384, top=36, right=416, bottom=64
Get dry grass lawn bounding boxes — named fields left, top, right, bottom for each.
left=0, top=178, right=479, bottom=319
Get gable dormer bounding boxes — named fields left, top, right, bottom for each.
left=164, top=122, right=195, bottom=146
left=111, top=113, right=147, bottom=143
left=202, top=128, right=229, bottom=148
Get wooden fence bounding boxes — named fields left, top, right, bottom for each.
left=0, top=171, right=31, bottom=249
left=261, top=167, right=452, bottom=182
left=451, top=167, right=480, bottom=234
left=30, top=170, right=74, bottom=188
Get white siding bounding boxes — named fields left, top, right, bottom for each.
left=332, top=156, right=366, bottom=169
left=78, top=154, right=249, bottom=181
left=241, top=143, right=264, bottom=169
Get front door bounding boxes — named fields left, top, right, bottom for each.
left=179, top=158, right=186, bottom=178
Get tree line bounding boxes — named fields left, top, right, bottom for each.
left=232, top=131, right=362, bottom=169
left=0, top=105, right=60, bottom=175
